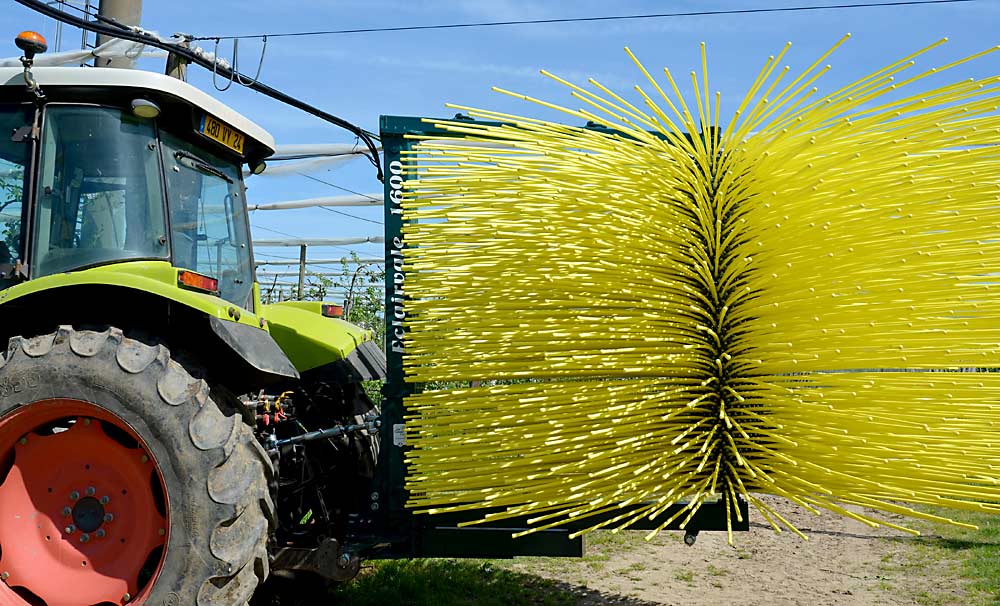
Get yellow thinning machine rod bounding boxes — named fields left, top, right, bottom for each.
left=398, top=36, right=1000, bottom=543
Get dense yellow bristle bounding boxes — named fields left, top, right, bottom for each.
left=398, top=38, right=1000, bottom=542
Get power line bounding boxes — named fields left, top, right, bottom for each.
left=254, top=254, right=381, bottom=274
left=252, top=222, right=383, bottom=268
left=251, top=223, right=301, bottom=240
left=254, top=253, right=379, bottom=272
left=252, top=236, right=373, bottom=262
left=319, top=206, right=382, bottom=226
left=191, top=0, right=976, bottom=40
left=253, top=236, right=385, bottom=247
left=297, top=173, right=384, bottom=225
left=253, top=237, right=379, bottom=259
left=254, top=251, right=303, bottom=261
left=299, top=173, right=380, bottom=202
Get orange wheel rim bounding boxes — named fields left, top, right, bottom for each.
left=0, top=400, right=168, bottom=605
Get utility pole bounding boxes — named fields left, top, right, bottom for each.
left=165, top=37, right=190, bottom=81
left=297, top=245, right=307, bottom=300
left=94, top=0, right=142, bottom=68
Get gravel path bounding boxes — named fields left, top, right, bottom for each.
left=506, top=496, right=968, bottom=606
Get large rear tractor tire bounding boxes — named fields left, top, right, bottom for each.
left=0, top=326, right=274, bottom=606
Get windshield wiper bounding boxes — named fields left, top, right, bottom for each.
left=174, top=150, right=233, bottom=184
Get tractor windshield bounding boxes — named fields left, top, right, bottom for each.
left=161, top=131, right=253, bottom=309
left=33, top=105, right=169, bottom=276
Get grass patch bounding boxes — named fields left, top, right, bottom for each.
left=260, top=529, right=669, bottom=605
left=884, top=507, right=1000, bottom=606
left=706, top=564, right=728, bottom=577
left=673, top=570, right=696, bottom=583
left=328, top=559, right=578, bottom=606
left=503, top=530, right=645, bottom=577
left=917, top=509, right=1000, bottom=603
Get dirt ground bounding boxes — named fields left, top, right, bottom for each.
left=505, top=496, right=969, bottom=606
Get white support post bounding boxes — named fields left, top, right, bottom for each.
left=297, top=245, right=307, bottom=300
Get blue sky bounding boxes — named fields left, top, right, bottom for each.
left=3, top=0, right=999, bottom=282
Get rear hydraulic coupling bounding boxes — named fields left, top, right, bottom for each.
left=274, top=417, right=381, bottom=448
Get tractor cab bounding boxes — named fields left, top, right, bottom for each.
left=0, top=34, right=385, bottom=606
left=0, top=35, right=332, bottom=396
left=0, top=59, right=273, bottom=310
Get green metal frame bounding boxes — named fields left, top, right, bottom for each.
left=368, top=115, right=747, bottom=560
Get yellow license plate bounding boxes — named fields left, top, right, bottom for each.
left=200, top=114, right=245, bottom=155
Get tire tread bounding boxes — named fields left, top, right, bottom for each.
left=0, top=326, right=273, bottom=605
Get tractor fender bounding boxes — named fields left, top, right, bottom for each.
left=261, top=301, right=384, bottom=376
left=0, top=262, right=298, bottom=391
left=209, top=315, right=299, bottom=380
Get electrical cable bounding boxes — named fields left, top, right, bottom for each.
left=249, top=176, right=382, bottom=225
left=13, top=0, right=384, bottom=182
left=297, top=173, right=384, bottom=225
left=317, top=205, right=383, bottom=226
left=189, top=0, right=977, bottom=40
left=210, top=37, right=235, bottom=91
left=268, top=152, right=370, bottom=161
left=298, top=173, right=380, bottom=202
left=254, top=251, right=303, bottom=260
left=251, top=223, right=301, bottom=239
left=233, top=35, right=267, bottom=86
left=254, top=244, right=377, bottom=261
left=254, top=249, right=362, bottom=262
left=52, top=0, right=95, bottom=19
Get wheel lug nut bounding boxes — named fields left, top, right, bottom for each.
left=140, top=454, right=149, bottom=463
left=69, top=491, right=80, bottom=501
left=83, top=418, right=91, bottom=425
left=17, top=437, right=26, bottom=446
left=123, top=593, right=131, bottom=602
left=79, top=533, right=90, bottom=543
left=65, top=525, right=75, bottom=534
left=95, top=529, right=106, bottom=538
left=104, top=513, right=114, bottom=522
left=1, top=571, right=9, bottom=581
left=86, top=486, right=96, bottom=496
left=62, top=506, right=72, bottom=516
left=100, top=496, right=110, bottom=505
left=158, top=528, right=165, bottom=536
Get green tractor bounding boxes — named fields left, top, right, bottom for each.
left=0, top=32, right=384, bottom=606
left=0, top=29, right=743, bottom=606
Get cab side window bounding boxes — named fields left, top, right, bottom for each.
left=160, top=131, right=253, bottom=308
left=33, top=106, right=168, bottom=277
left=0, top=105, right=31, bottom=280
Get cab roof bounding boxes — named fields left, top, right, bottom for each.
left=0, top=66, right=275, bottom=157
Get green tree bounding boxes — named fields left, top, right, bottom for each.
left=0, top=170, right=23, bottom=258
left=300, top=254, right=386, bottom=405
